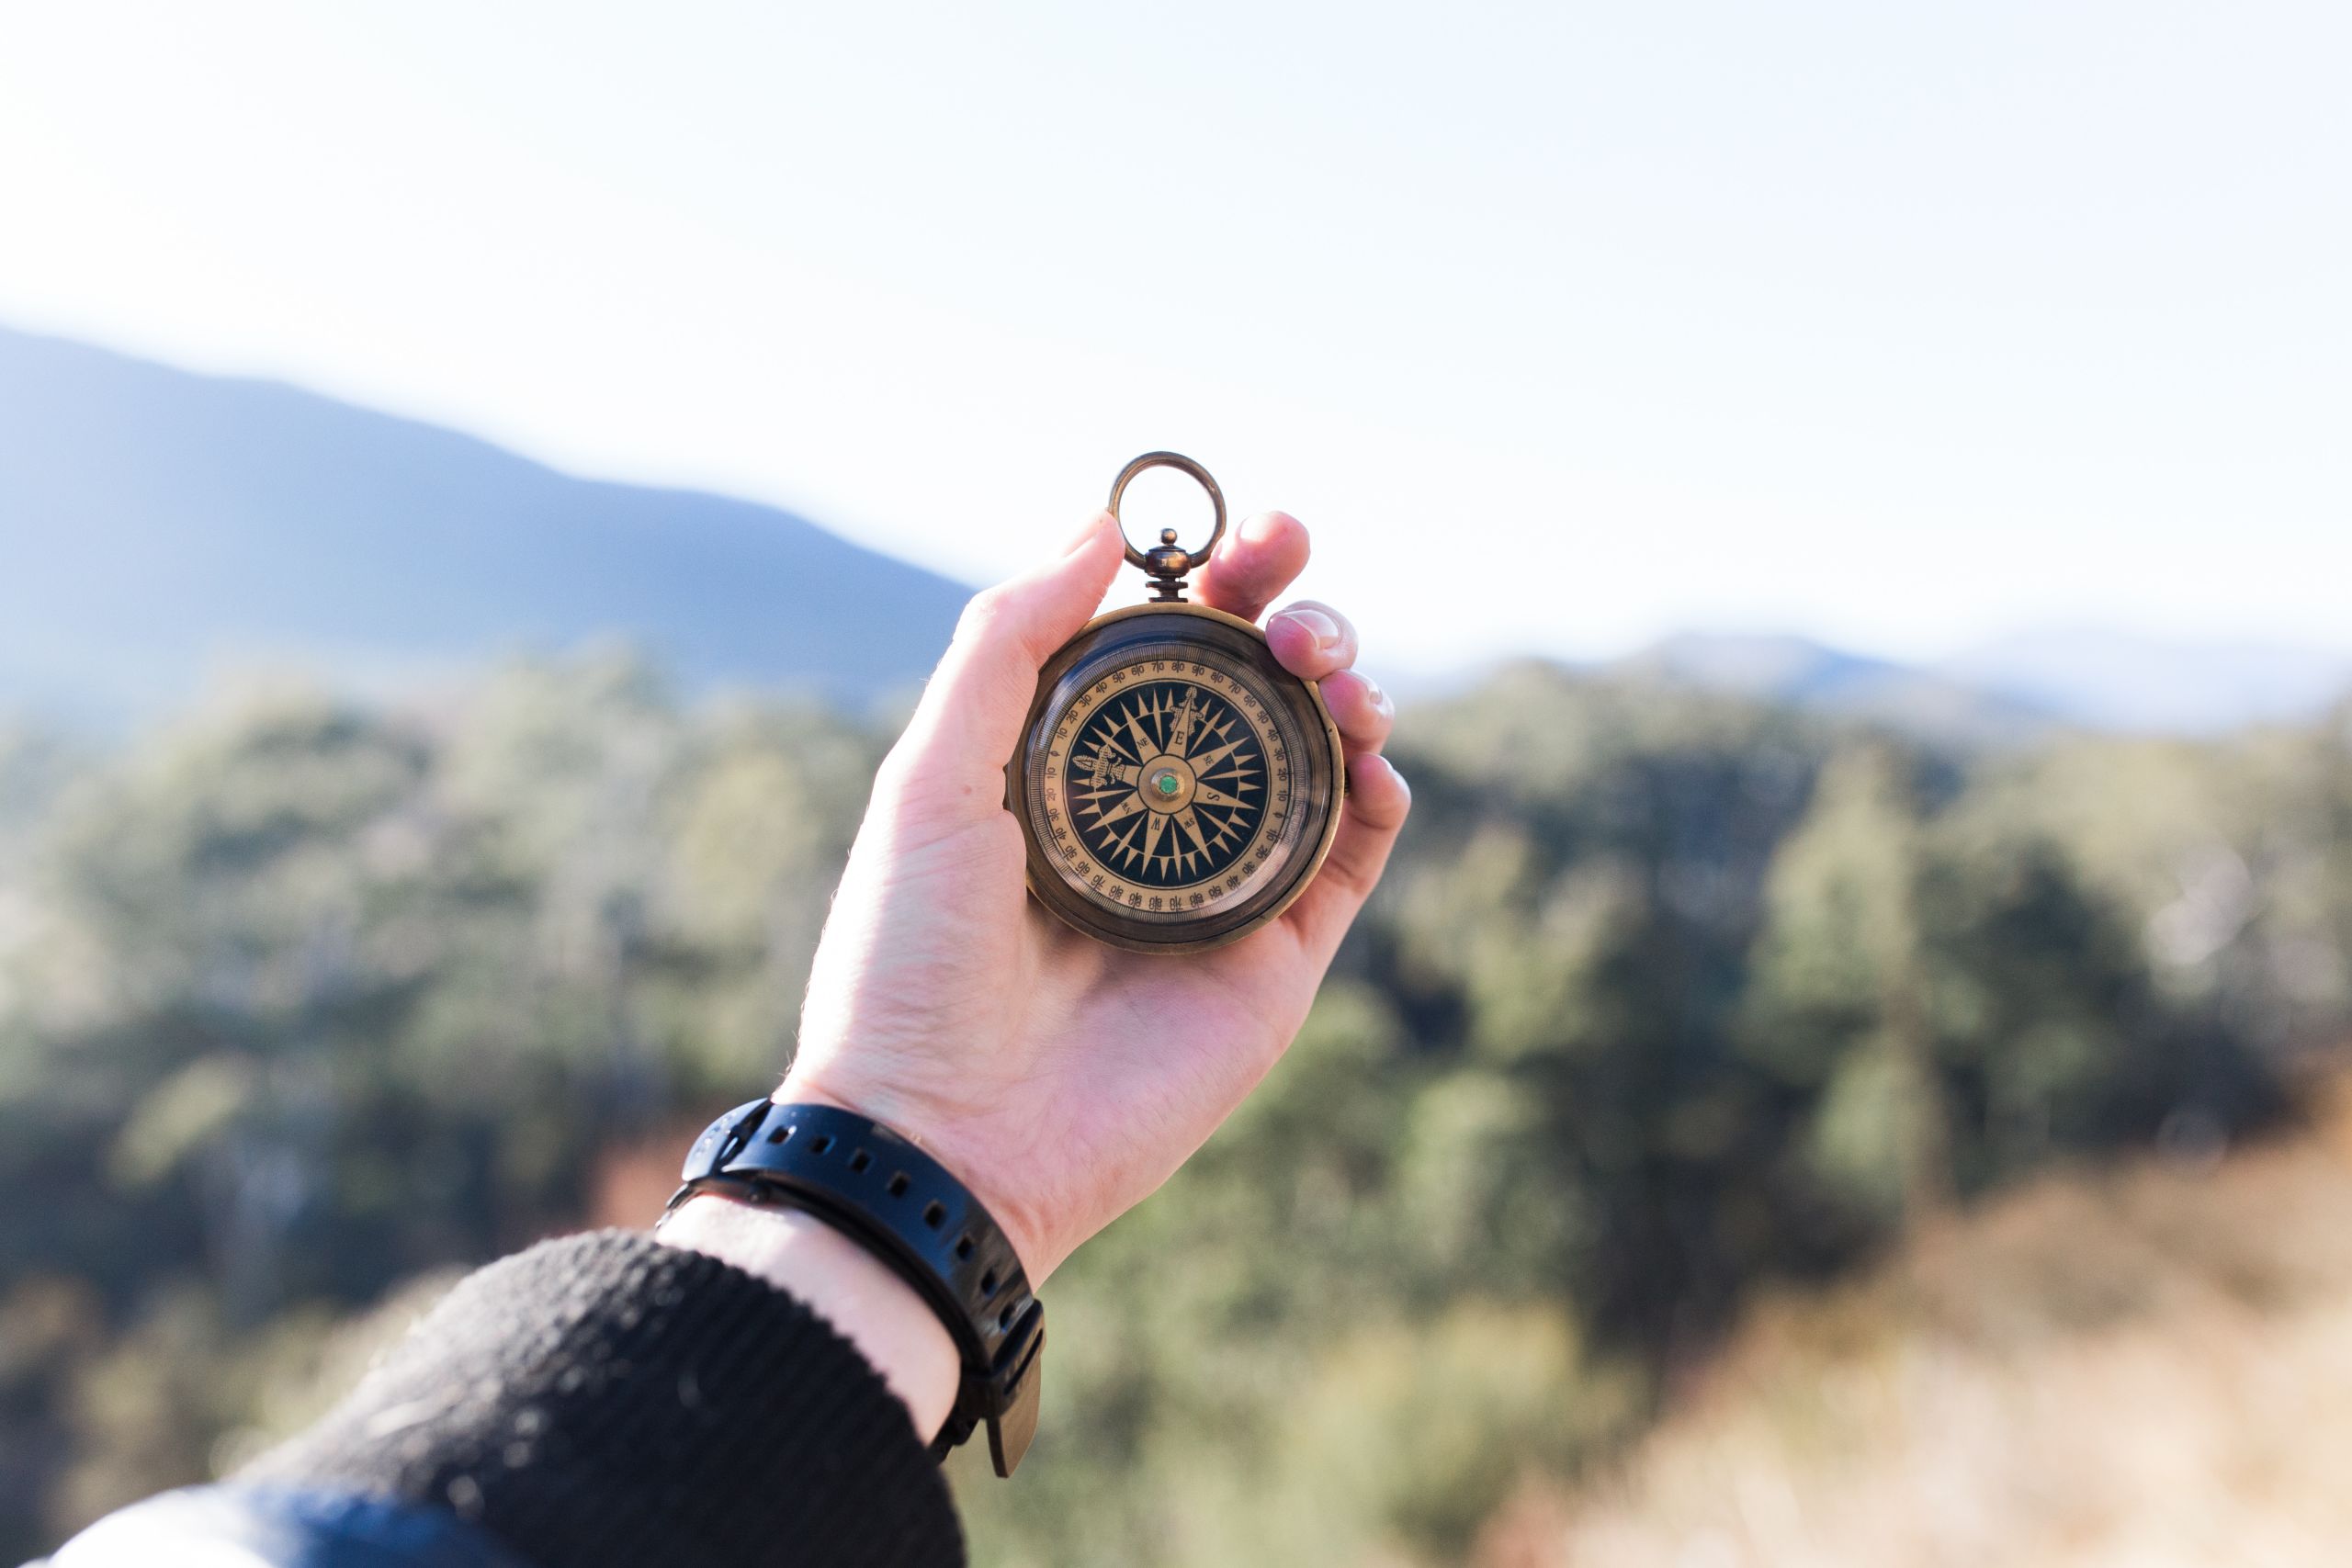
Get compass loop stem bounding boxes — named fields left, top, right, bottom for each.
left=1107, top=452, right=1227, bottom=602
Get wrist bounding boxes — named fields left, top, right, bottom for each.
left=656, top=1192, right=959, bottom=1441
left=663, top=1097, right=1049, bottom=1474
left=774, top=1077, right=1061, bottom=1281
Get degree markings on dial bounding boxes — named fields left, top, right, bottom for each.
left=1046, top=668, right=1287, bottom=897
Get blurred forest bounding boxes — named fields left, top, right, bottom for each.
left=2, top=654, right=2347, bottom=1564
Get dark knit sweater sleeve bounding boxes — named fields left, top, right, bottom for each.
left=240, top=1229, right=964, bottom=1568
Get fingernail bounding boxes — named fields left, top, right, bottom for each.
left=1065, top=512, right=1110, bottom=555
left=1277, top=607, right=1340, bottom=650
left=1357, top=671, right=1386, bottom=708
left=1240, top=510, right=1287, bottom=543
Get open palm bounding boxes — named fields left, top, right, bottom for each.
left=784, top=509, right=1408, bottom=1280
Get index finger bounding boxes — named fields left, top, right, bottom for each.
left=1191, top=511, right=1310, bottom=625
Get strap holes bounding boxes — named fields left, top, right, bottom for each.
left=980, top=1269, right=999, bottom=1298
left=922, top=1201, right=946, bottom=1229
left=955, top=1236, right=975, bottom=1260
left=766, top=1126, right=788, bottom=1144
left=998, top=1303, right=1016, bottom=1331
left=887, top=1173, right=910, bottom=1198
left=809, top=1134, right=833, bottom=1156
left=848, top=1150, right=871, bottom=1173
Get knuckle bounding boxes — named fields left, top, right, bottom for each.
left=955, top=585, right=1014, bottom=643
left=867, top=738, right=925, bottom=801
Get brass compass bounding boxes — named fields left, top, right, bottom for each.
left=1008, top=453, right=1347, bottom=953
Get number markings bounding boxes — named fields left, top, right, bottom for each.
left=1038, top=661, right=1294, bottom=906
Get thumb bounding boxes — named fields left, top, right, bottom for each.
left=880, top=512, right=1125, bottom=819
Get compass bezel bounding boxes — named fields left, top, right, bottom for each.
left=1008, top=602, right=1348, bottom=954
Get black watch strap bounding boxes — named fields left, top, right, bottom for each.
left=663, top=1100, right=1046, bottom=1476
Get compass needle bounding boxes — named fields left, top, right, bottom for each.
left=1123, top=701, right=1158, bottom=764
left=1173, top=807, right=1211, bottom=857
left=1095, top=793, right=1148, bottom=829
left=1188, top=736, right=1249, bottom=775
left=1170, top=689, right=1199, bottom=758
left=1105, top=812, right=1147, bottom=868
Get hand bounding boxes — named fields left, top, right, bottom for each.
left=781, top=508, right=1409, bottom=1282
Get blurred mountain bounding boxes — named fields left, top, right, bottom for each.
left=1939, top=628, right=2352, bottom=736
left=1622, top=631, right=2352, bottom=741
left=1619, top=633, right=2059, bottom=747
left=7, top=325, right=2345, bottom=739
left=0, top=325, right=972, bottom=720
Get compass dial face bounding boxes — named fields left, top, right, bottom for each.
left=1015, top=605, right=1344, bottom=953
left=1040, top=662, right=1295, bottom=914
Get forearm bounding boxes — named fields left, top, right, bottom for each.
left=54, top=1229, right=967, bottom=1568
left=655, top=1192, right=961, bottom=1440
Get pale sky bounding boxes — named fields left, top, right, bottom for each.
left=2, top=0, right=2346, bottom=671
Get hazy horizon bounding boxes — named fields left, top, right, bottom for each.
left=5, top=2, right=2346, bottom=675
left=6, top=318, right=2347, bottom=748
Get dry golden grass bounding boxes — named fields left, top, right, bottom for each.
left=1493, top=1081, right=2352, bottom=1568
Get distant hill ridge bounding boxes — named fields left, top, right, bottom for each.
left=4, top=324, right=2345, bottom=736
left=0, top=325, right=972, bottom=719
left=1617, top=633, right=2059, bottom=747
left=1619, top=629, right=2352, bottom=741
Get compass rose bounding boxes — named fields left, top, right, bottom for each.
left=1069, top=678, right=1266, bottom=889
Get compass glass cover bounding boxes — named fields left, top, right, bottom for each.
left=1017, top=613, right=1334, bottom=947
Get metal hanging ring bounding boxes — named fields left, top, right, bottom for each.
left=1107, top=451, right=1227, bottom=577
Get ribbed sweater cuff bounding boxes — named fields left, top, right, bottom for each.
left=241, top=1229, right=963, bottom=1568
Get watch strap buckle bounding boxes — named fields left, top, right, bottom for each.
left=933, top=1294, right=1044, bottom=1475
